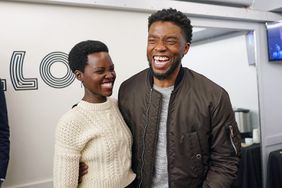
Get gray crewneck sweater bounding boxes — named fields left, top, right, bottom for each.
left=151, top=85, right=174, bottom=188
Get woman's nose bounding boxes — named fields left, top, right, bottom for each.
left=105, top=71, right=115, bottom=79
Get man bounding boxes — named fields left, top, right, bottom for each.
left=118, top=8, right=241, bottom=188
left=0, top=81, right=10, bottom=188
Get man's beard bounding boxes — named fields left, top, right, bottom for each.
left=148, top=57, right=181, bottom=80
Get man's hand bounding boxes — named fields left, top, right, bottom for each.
left=78, top=162, right=88, bottom=184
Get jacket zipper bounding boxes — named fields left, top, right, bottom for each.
left=229, top=125, right=238, bottom=155
left=138, top=88, right=153, bottom=188
left=166, top=92, right=174, bottom=188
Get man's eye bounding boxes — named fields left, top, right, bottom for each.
left=166, top=40, right=177, bottom=45
left=148, top=39, right=156, bottom=44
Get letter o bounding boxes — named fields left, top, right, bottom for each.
left=40, top=51, right=75, bottom=88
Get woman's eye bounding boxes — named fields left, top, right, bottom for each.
left=109, top=66, right=115, bottom=72
left=95, top=70, right=104, bottom=74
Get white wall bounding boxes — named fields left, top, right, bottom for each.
left=251, top=0, right=282, bottom=11
left=0, top=1, right=148, bottom=187
left=254, top=23, right=282, bottom=188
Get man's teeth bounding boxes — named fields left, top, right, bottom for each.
left=154, top=56, right=169, bottom=61
left=154, top=56, right=170, bottom=65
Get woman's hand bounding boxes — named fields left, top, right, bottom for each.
left=78, top=162, right=88, bottom=184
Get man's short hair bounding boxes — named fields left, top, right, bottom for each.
left=148, top=8, right=193, bottom=43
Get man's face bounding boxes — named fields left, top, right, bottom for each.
left=147, top=21, right=189, bottom=80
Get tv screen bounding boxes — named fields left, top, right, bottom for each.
left=266, top=22, right=282, bottom=62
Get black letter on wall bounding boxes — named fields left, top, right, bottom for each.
left=10, top=51, right=38, bottom=91
left=0, top=79, right=7, bottom=91
left=40, top=51, right=75, bottom=89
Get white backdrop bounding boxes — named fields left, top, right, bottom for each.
left=0, top=1, right=259, bottom=188
left=0, top=1, right=148, bottom=187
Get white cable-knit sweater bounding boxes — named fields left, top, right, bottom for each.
left=53, top=98, right=136, bottom=188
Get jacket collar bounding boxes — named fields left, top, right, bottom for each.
left=147, top=65, right=185, bottom=90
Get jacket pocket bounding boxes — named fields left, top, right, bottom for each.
left=179, top=131, right=204, bottom=177
left=227, top=124, right=241, bottom=156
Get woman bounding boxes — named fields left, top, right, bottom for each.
left=53, top=40, right=135, bottom=188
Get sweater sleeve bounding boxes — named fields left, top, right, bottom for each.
left=53, top=118, right=84, bottom=188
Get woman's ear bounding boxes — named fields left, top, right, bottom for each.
left=74, top=70, right=83, bottom=81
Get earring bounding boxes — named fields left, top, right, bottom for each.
left=81, top=82, right=83, bottom=88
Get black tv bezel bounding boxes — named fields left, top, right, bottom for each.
left=265, top=21, right=282, bottom=62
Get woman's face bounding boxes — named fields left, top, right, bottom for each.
left=79, top=52, right=116, bottom=103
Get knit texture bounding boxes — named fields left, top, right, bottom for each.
left=53, top=98, right=135, bottom=188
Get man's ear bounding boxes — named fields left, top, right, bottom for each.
left=184, top=42, right=190, bottom=55
left=74, top=70, right=83, bottom=81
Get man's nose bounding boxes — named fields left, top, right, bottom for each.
left=155, top=41, right=167, bottom=51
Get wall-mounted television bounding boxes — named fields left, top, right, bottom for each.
left=266, top=22, right=282, bottom=62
